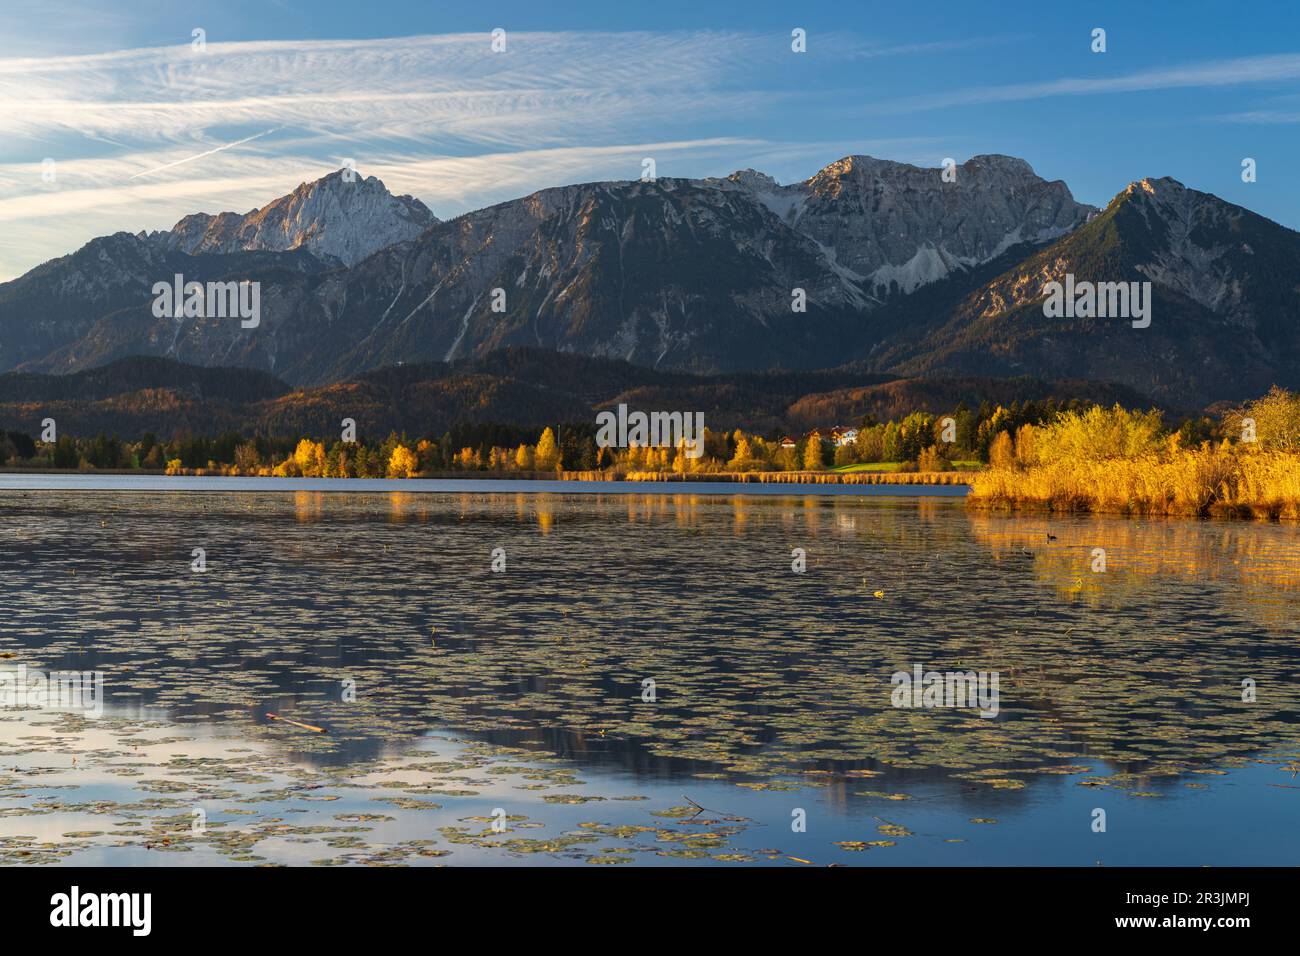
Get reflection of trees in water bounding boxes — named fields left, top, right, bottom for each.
left=293, top=490, right=323, bottom=523
left=967, top=512, right=1300, bottom=631
left=386, top=491, right=419, bottom=523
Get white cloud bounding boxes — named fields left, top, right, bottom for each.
left=1217, top=110, right=1300, bottom=123
left=0, top=29, right=975, bottom=280
left=872, top=52, right=1300, bottom=114
left=0, top=31, right=789, bottom=278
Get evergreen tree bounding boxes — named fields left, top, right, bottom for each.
left=53, top=435, right=79, bottom=469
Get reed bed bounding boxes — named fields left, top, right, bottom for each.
left=619, top=470, right=977, bottom=486
left=969, top=448, right=1300, bottom=520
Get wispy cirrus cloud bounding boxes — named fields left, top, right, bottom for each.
left=1216, top=110, right=1300, bottom=123
left=836, top=34, right=1023, bottom=59
left=0, top=31, right=816, bottom=278
left=0, top=26, right=1032, bottom=281
left=0, top=32, right=771, bottom=148
left=871, top=52, right=1300, bottom=114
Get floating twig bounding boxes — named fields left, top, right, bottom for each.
left=682, top=793, right=729, bottom=817
left=266, top=712, right=326, bottom=733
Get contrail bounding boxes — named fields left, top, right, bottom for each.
left=128, top=128, right=280, bottom=180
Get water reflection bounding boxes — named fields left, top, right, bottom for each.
left=1, top=490, right=1297, bottom=865
left=968, top=513, right=1300, bottom=630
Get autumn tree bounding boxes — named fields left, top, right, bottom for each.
left=329, top=441, right=354, bottom=478
left=233, top=443, right=261, bottom=475
left=728, top=435, right=755, bottom=470
left=534, top=427, right=560, bottom=470
left=917, top=444, right=953, bottom=472
left=1013, top=424, right=1039, bottom=466
left=1034, top=405, right=1163, bottom=462
left=1231, top=386, right=1300, bottom=452
left=387, top=444, right=419, bottom=478
left=673, top=442, right=690, bottom=474
left=802, top=432, right=825, bottom=470
left=292, top=439, right=326, bottom=477
left=847, top=427, right=874, bottom=463
left=988, top=431, right=1015, bottom=470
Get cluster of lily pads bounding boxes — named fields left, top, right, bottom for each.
left=0, top=490, right=1296, bottom=865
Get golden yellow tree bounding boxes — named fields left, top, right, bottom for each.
left=535, top=427, right=560, bottom=470
left=515, top=444, right=533, bottom=469
left=387, top=444, right=419, bottom=478
left=729, top=436, right=753, bottom=470
left=1236, top=386, right=1300, bottom=451
left=292, top=439, right=326, bottom=477
left=989, top=431, right=1015, bottom=469
left=1014, top=424, right=1039, bottom=467
left=802, top=433, right=824, bottom=471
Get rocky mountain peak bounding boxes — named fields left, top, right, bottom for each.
left=161, top=169, right=438, bottom=267
left=805, top=154, right=915, bottom=192
left=726, top=168, right=781, bottom=191
left=788, top=154, right=1095, bottom=295
left=962, top=154, right=1037, bottom=176
left=10, top=152, right=1293, bottom=410
left=1120, top=176, right=1193, bottom=212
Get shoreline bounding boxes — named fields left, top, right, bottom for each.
left=1, top=465, right=975, bottom=485
left=5, top=470, right=1294, bottom=519
left=966, top=497, right=1300, bottom=522
left=0, top=473, right=970, bottom=497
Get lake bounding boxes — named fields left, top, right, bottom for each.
left=1, top=479, right=1297, bottom=866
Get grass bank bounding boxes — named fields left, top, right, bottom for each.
left=968, top=448, right=1300, bottom=520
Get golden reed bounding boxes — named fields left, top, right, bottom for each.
left=968, top=448, right=1300, bottom=520
left=612, top=470, right=977, bottom=486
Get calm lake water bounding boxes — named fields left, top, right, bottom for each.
left=1, top=478, right=1297, bottom=866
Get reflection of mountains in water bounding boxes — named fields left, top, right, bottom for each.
left=3, top=492, right=1298, bottom=788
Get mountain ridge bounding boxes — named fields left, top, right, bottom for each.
left=0, top=154, right=1295, bottom=408
left=874, top=175, right=1300, bottom=404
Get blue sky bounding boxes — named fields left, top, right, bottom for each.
left=1, top=0, right=1299, bottom=280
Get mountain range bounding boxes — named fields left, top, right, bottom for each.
left=1, top=154, right=1296, bottom=411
